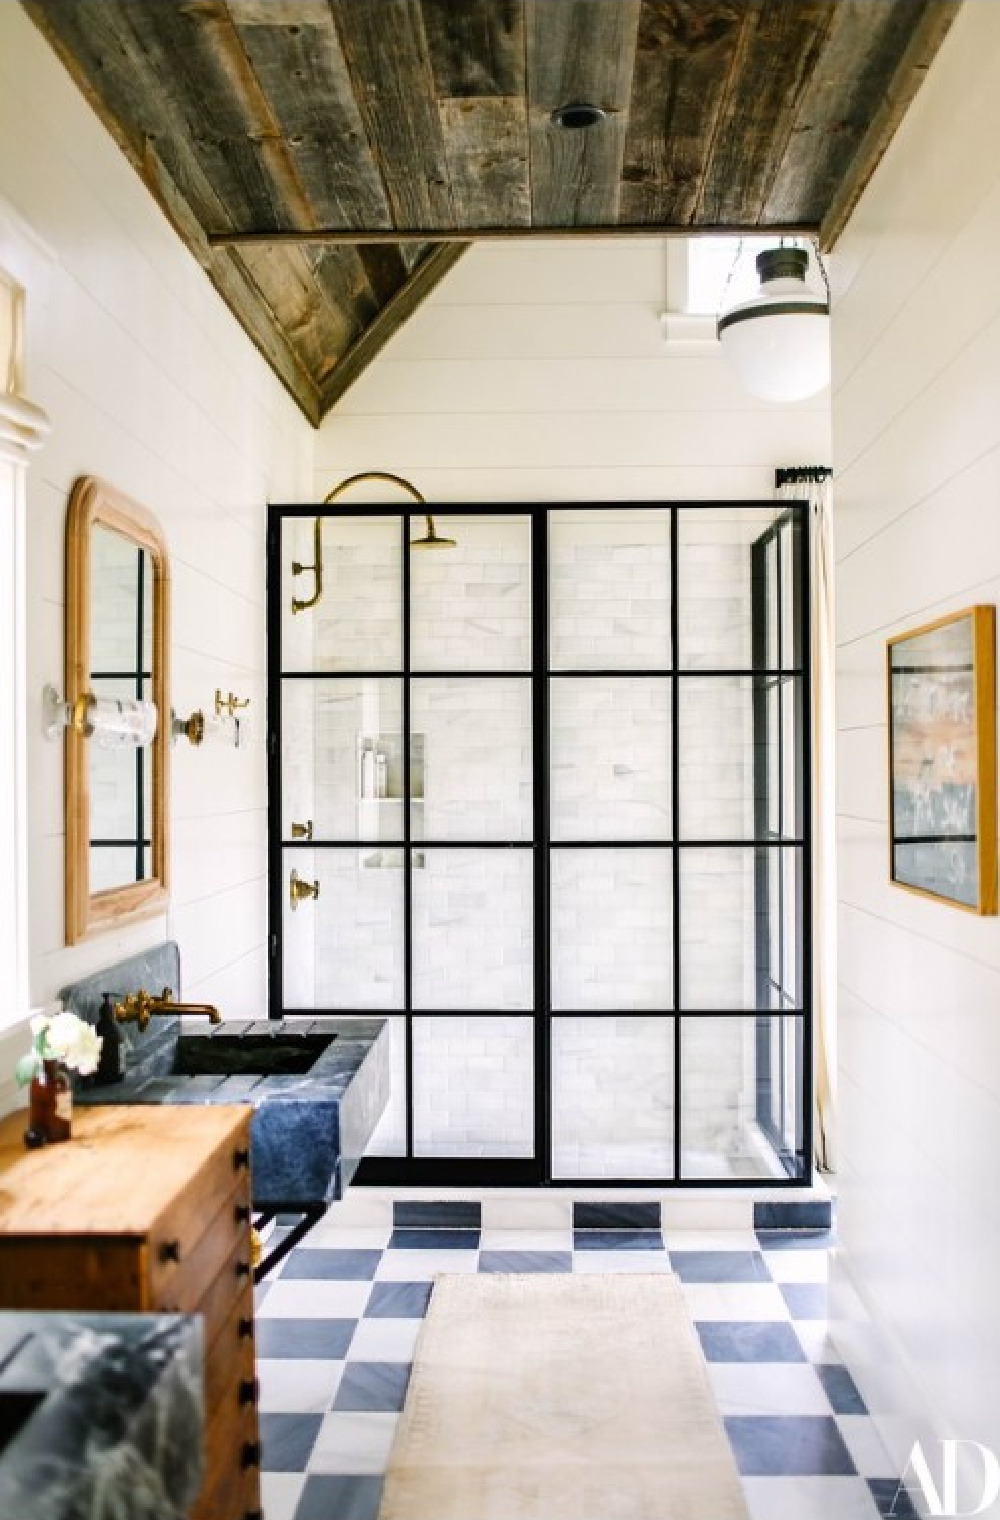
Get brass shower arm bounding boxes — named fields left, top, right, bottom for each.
left=290, top=471, right=429, bottom=616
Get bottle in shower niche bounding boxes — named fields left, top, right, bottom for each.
left=375, top=748, right=388, bottom=799
left=359, top=738, right=376, bottom=799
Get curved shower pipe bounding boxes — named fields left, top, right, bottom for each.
left=290, top=470, right=451, bottom=614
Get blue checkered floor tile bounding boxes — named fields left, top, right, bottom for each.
left=257, top=1205, right=906, bottom=1520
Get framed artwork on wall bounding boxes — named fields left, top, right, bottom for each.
left=887, top=604, right=997, bottom=914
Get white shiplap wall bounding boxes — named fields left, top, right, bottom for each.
left=315, top=238, right=830, bottom=503
left=0, top=4, right=311, bottom=1049
left=831, top=0, right=1000, bottom=1474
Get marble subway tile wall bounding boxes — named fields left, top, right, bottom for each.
left=552, top=1016, right=674, bottom=1178
left=412, top=1016, right=534, bottom=1157
left=410, top=516, right=531, bottom=672
left=411, top=848, right=534, bottom=1011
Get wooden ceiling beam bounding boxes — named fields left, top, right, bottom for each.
left=320, top=243, right=469, bottom=415
left=819, top=0, right=962, bottom=251
left=208, top=222, right=817, bottom=247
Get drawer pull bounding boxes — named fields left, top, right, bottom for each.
left=233, top=1146, right=250, bottom=1171
left=158, top=1240, right=181, bottom=1264
left=238, top=1317, right=253, bottom=1340
left=241, top=1440, right=261, bottom=1469
left=235, top=1204, right=251, bottom=1224
left=244, top=1510, right=263, bottom=1520
left=239, top=1377, right=259, bottom=1406
left=235, top=1259, right=252, bottom=1280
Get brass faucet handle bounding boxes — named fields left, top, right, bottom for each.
left=291, top=819, right=313, bottom=841
left=289, top=869, right=320, bottom=910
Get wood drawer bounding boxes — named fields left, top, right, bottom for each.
left=0, top=1234, right=145, bottom=1311
left=150, top=1173, right=251, bottom=1313
left=205, top=1293, right=258, bottom=1421
left=195, top=1233, right=256, bottom=1346
left=195, top=1393, right=260, bottom=1520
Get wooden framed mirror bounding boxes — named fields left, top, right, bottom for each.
left=65, top=476, right=170, bottom=943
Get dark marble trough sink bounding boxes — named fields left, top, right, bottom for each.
left=172, top=1031, right=337, bottom=1077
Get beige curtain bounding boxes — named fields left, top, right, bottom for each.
left=776, top=467, right=837, bottom=1174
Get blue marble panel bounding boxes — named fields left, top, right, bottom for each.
left=756, top=1228, right=835, bottom=1251
left=697, top=1322, right=807, bottom=1363
left=572, top=1230, right=664, bottom=1252
left=364, top=1282, right=433, bottom=1319
left=724, top=1415, right=856, bottom=1475
left=870, top=1477, right=921, bottom=1517
left=296, top=1474, right=384, bottom=1520
left=669, top=1251, right=770, bottom=1283
left=255, top=1319, right=355, bottom=1360
left=780, top=1283, right=829, bottom=1320
left=478, top=1252, right=573, bottom=1274
left=281, top=1250, right=382, bottom=1282
left=573, top=1202, right=661, bottom=1230
left=754, top=1200, right=833, bottom=1230
left=259, top=1412, right=323, bottom=1472
left=388, top=1229, right=481, bottom=1251
left=333, top=1363, right=411, bottom=1413
left=393, top=1201, right=482, bottom=1229
left=816, top=1363, right=867, bottom=1414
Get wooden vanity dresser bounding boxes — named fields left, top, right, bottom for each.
left=0, top=1104, right=260, bottom=1520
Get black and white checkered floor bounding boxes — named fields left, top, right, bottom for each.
left=255, top=1199, right=915, bottom=1520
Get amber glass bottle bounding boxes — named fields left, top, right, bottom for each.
left=24, top=1059, right=72, bottom=1147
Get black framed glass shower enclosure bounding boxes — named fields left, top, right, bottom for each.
left=267, top=502, right=811, bottom=1187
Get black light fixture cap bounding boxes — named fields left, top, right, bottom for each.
left=756, top=246, right=809, bottom=283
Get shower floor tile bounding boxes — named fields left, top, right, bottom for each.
left=252, top=1207, right=903, bottom=1520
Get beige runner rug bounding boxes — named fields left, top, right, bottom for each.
left=378, top=1273, right=749, bottom=1520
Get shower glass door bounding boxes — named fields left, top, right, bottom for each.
left=269, top=502, right=810, bottom=1186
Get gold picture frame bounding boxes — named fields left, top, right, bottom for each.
left=887, top=604, right=997, bottom=914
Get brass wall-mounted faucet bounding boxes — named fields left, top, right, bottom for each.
left=115, top=987, right=222, bottom=1032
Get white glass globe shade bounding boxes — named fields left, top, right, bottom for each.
left=718, top=264, right=830, bottom=403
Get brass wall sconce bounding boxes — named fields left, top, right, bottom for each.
left=43, top=684, right=157, bottom=749
left=289, top=869, right=320, bottom=909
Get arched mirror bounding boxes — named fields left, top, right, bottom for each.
left=64, top=476, right=170, bottom=943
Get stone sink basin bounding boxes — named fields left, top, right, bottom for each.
left=77, top=1018, right=389, bottom=1209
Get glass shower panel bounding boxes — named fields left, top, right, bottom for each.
left=781, top=677, right=803, bottom=837
left=281, top=847, right=404, bottom=1010
left=412, top=1017, right=534, bottom=1157
left=678, top=848, right=757, bottom=1009
left=281, top=515, right=402, bottom=673
left=409, top=515, right=531, bottom=672
left=550, top=678, right=671, bottom=841
left=281, top=679, right=403, bottom=841
left=678, top=677, right=757, bottom=840
left=551, top=1017, right=674, bottom=1178
left=677, top=506, right=783, bottom=669
left=550, top=848, right=673, bottom=1010
left=780, top=518, right=801, bottom=668
left=549, top=509, right=671, bottom=670
left=410, top=678, right=532, bottom=841
left=680, top=1017, right=801, bottom=1179
left=411, top=848, right=534, bottom=1010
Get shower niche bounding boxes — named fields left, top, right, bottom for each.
left=269, top=504, right=810, bottom=1188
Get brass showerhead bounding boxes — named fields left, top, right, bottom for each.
left=410, top=514, right=456, bottom=550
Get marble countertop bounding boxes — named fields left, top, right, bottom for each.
left=0, top=1310, right=203, bottom=1520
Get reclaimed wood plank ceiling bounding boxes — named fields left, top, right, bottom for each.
left=23, top=0, right=960, bottom=423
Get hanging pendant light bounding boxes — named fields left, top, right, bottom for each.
left=717, top=246, right=830, bottom=403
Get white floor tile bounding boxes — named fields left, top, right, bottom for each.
left=260, top=1472, right=306, bottom=1520
left=298, top=1224, right=393, bottom=1250
left=257, top=1358, right=345, bottom=1414
left=257, top=1280, right=373, bottom=1319
left=794, top=1322, right=846, bottom=1363
left=680, top=1282, right=790, bottom=1321
left=837, top=1415, right=897, bottom=1478
left=743, top=1476, right=880, bottom=1520
left=348, top=1317, right=423, bottom=1362
left=481, top=1197, right=573, bottom=1230
left=320, top=1194, right=394, bottom=1228
left=572, top=1252, right=673, bottom=1274
left=665, top=1229, right=764, bottom=1253
left=661, top=1197, right=753, bottom=1231
left=375, top=1249, right=479, bottom=1280
left=762, top=1249, right=829, bottom=1283
left=309, top=1412, right=399, bottom=1475
left=479, top=1229, right=574, bottom=1252
left=708, top=1362, right=833, bottom=1417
